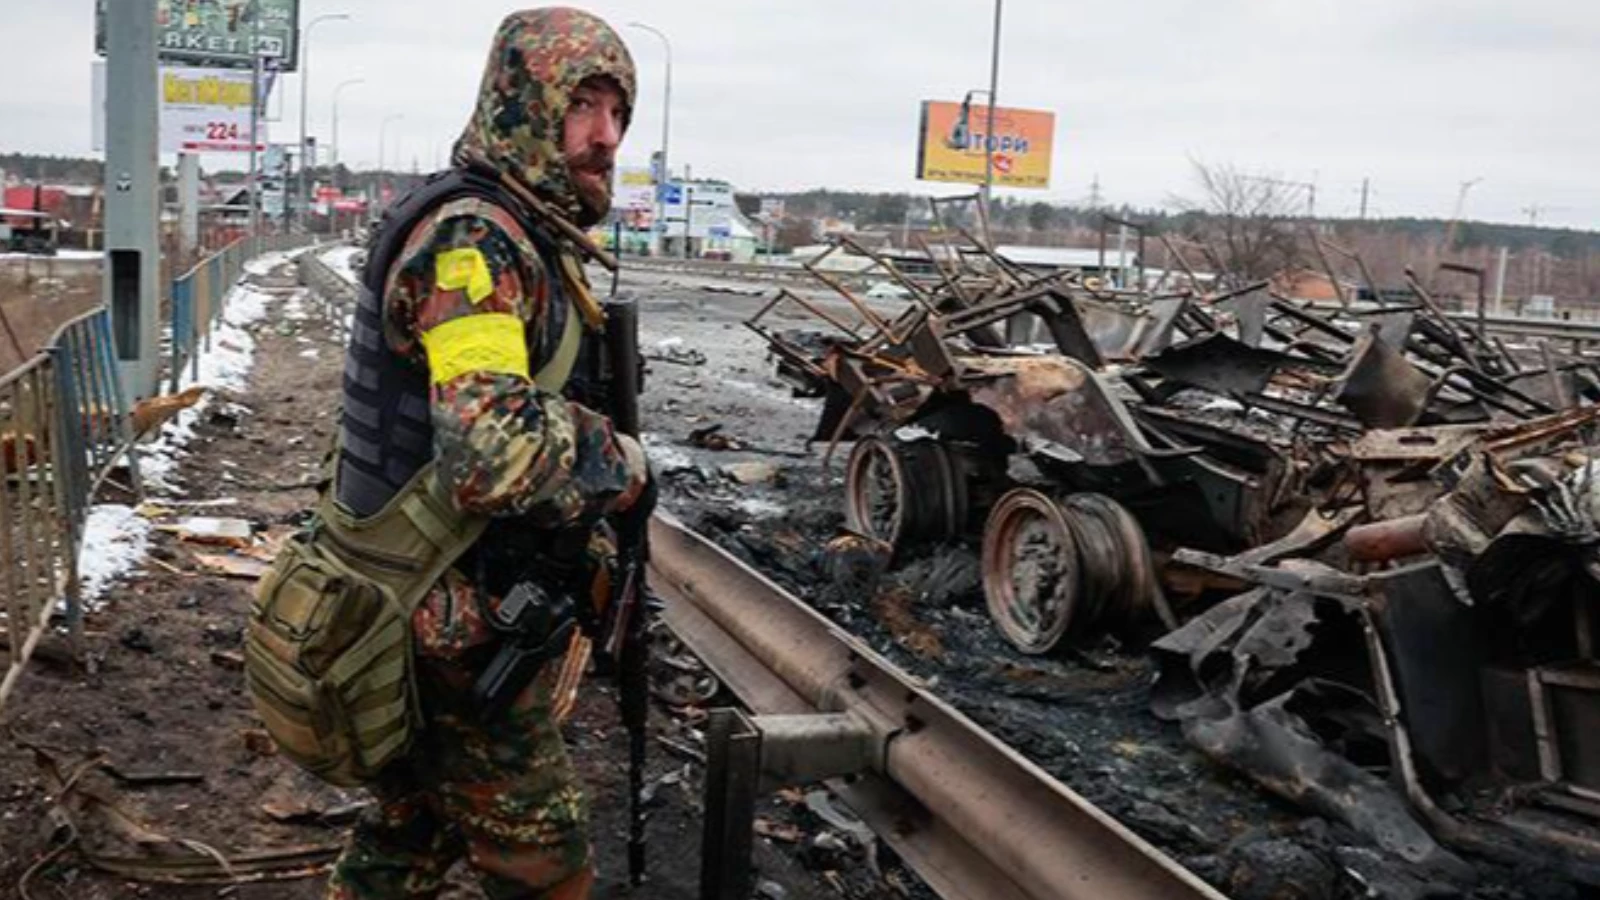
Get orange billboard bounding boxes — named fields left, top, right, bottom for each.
left=916, top=101, right=1056, bottom=190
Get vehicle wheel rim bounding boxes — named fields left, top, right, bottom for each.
left=982, top=488, right=1079, bottom=654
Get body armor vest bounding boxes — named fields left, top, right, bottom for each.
left=336, top=167, right=598, bottom=519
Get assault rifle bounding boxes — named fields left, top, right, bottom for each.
left=603, top=297, right=650, bottom=885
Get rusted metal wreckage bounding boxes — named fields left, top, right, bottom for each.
left=750, top=222, right=1600, bottom=884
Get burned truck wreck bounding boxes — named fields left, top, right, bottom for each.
left=752, top=222, right=1600, bottom=887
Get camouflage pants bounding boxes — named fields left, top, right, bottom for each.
left=327, top=572, right=594, bottom=899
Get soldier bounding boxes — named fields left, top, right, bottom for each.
left=324, top=8, right=649, bottom=898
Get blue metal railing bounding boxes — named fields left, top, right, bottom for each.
left=1, top=308, right=134, bottom=709
left=2, top=231, right=316, bottom=712
left=168, top=234, right=317, bottom=391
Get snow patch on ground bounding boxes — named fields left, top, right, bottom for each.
left=282, top=290, right=310, bottom=321
left=736, top=497, right=787, bottom=519
left=78, top=504, right=152, bottom=604
left=0, top=249, right=104, bottom=262
left=719, top=377, right=820, bottom=410
left=642, top=433, right=695, bottom=472
left=1200, top=397, right=1246, bottom=414
left=320, top=244, right=365, bottom=284
left=140, top=279, right=284, bottom=494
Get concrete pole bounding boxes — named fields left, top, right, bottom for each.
left=378, top=113, right=403, bottom=211
left=178, top=152, right=200, bottom=257
left=1116, top=223, right=1129, bottom=289
left=1493, top=246, right=1509, bottom=317
left=331, top=78, right=363, bottom=187
left=103, top=0, right=162, bottom=403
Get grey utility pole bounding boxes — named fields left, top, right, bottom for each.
left=981, top=0, right=1003, bottom=243
left=247, top=10, right=264, bottom=234
left=178, top=154, right=200, bottom=257
left=378, top=113, right=404, bottom=212
left=103, top=0, right=162, bottom=403
left=331, top=78, right=364, bottom=176
left=628, top=22, right=673, bottom=257
left=298, top=13, right=350, bottom=232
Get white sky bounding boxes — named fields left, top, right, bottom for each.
left=2, top=0, right=1598, bottom=229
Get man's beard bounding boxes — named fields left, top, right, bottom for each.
left=569, top=151, right=613, bottom=226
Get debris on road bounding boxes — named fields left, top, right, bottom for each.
left=746, top=225, right=1600, bottom=891
left=646, top=336, right=708, bottom=367
left=164, top=516, right=254, bottom=547
left=722, top=460, right=782, bottom=486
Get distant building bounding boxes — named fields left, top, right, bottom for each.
left=657, top=178, right=762, bottom=261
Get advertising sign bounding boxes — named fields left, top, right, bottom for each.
left=662, top=182, right=733, bottom=241
left=93, top=62, right=268, bottom=154
left=615, top=166, right=656, bottom=229
left=916, top=100, right=1055, bottom=190
left=96, top=0, right=302, bottom=71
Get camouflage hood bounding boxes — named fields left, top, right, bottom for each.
left=453, top=8, right=636, bottom=225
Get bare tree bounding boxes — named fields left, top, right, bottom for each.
left=1177, top=160, right=1306, bottom=283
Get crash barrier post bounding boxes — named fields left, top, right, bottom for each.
left=0, top=307, right=137, bottom=713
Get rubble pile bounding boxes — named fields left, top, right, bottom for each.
left=753, top=228, right=1600, bottom=890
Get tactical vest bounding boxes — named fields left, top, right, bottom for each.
left=245, top=167, right=599, bottom=786
left=338, top=166, right=587, bottom=517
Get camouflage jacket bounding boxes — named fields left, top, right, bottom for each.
left=387, top=7, right=642, bottom=661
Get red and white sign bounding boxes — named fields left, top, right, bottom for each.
left=92, top=61, right=269, bottom=154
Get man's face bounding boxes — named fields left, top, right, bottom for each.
left=563, top=77, right=627, bottom=222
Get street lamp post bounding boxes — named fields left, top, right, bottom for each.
left=628, top=22, right=673, bottom=257
left=982, top=0, right=1003, bottom=243
left=378, top=113, right=404, bottom=215
left=298, top=12, right=350, bottom=232
left=330, top=78, right=364, bottom=179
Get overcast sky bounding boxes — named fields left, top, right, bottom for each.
left=3, top=0, right=1598, bottom=229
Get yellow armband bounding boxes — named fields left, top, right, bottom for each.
left=420, top=313, right=529, bottom=384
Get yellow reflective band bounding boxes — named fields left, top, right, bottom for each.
left=420, top=313, right=529, bottom=384
left=434, top=247, right=495, bottom=304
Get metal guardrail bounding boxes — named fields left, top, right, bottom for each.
left=1441, top=310, right=1600, bottom=349
left=650, top=515, right=1225, bottom=900
left=297, top=246, right=360, bottom=323
left=3, top=232, right=311, bottom=713
left=170, top=234, right=320, bottom=391
left=624, top=256, right=887, bottom=292
left=1, top=308, right=136, bottom=709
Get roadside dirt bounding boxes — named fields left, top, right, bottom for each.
left=0, top=259, right=100, bottom=374
left=0, top=256, right=923, bottom=900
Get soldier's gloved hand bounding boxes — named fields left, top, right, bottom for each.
left=609, top=435, right=656, bottom=540
left=609, top=434, right=651, bottom=513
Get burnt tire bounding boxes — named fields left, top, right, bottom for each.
left=844, top=435, right=964, bottom=550
left=982, top=488, right=1081, bottom=654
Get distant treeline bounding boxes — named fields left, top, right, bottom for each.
left=6, top=153, right=1594, bottom=259
left=0, top=153, right=106, bottom=185
left=738, top=189, right=1600, bottom=258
